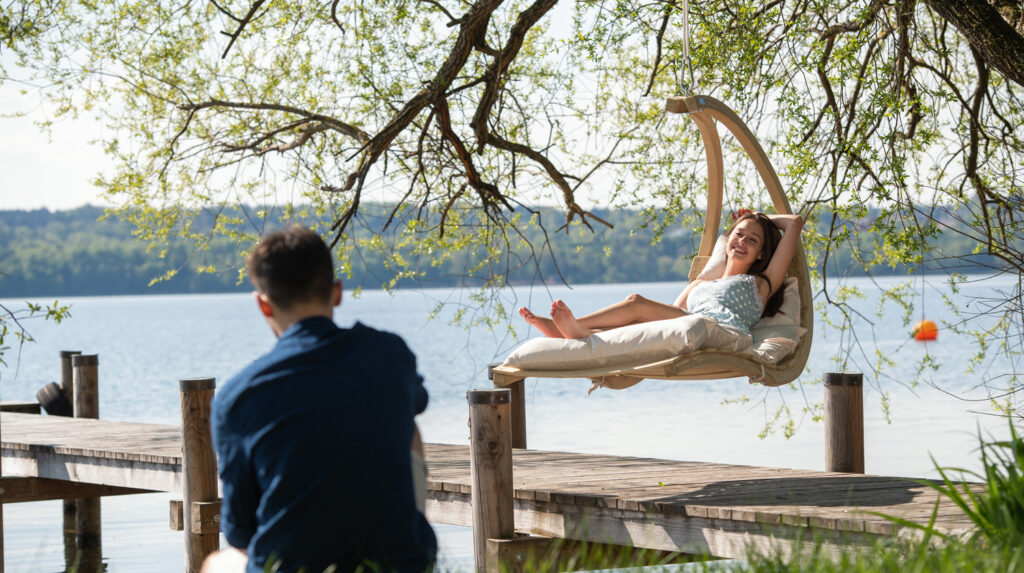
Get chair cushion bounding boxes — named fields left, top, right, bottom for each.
left=502, top=314, right=750, bottom=371
left=750, top=277, right=804, bottom=364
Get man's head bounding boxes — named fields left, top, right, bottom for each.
left=248, top=226, right=341, bottom=334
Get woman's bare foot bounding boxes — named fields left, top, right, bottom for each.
left=518, top=307, right=563, bottom=338
left=550, top=300, right=593, bottom=339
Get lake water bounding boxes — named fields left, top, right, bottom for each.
left=1, top=276, right=1018, bottom=572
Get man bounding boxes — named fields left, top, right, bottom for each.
left=205, top=226, right=437, bottom=573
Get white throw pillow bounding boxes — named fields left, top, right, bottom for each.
left=750, top=277, right=805, bottom=364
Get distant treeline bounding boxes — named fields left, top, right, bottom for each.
left=0, top=205, right=998, bottom=297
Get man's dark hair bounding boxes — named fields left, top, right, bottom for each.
left=247, top=226, right=335, bottom=310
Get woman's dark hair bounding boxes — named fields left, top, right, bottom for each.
left=728, top=212, right=785, bottom=317
left=247, top=226, right=335, bottom=310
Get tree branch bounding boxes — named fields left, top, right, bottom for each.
left=434, top=97, right=514, bottom=228
left=921, top=0, right=1024, bottom=87
left=470, top=0, right=559, bottom=152
left=643, top=1, right=675, bottom=97
left=178, top=99, right=370, bottom=144
left=484, top=131, right=611, bottom=231
left=330, top=0, right=344, bottom=34
left=216, top=0, right=272, bottom=59
left=334, top=0, right=504, bottom=203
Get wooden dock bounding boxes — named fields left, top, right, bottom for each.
left=425, top=443, right=974, bottom=559
left=3, top=412, right=975, bottom=562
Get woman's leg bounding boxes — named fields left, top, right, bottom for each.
left=551, top=294, right=686, bottom=339
left=521, top=294, right=685, bottom=339
left=572, top=294, right=686, bottom=330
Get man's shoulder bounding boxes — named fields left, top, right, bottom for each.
left=347, top=321, right=411, bottom=349
left=213, top=350, right=277, bottom=416
left=215, top=323, right=411, bottom=404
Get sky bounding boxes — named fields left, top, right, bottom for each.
left=0, top=81, right=110, bottom=211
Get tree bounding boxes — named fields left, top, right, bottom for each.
left=0, top=300, right=69, bottom=371
left=2, top=0, right=1022, bottom=419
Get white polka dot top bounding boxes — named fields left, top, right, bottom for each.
left=686, top=274, right=764, bottom=335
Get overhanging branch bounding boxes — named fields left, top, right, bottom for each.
left=921, top=0, right=1024, bottom=87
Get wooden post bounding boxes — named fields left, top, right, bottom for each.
left=73, top=355, right=100, bottom=420
left=1, top=384, right=5, bottom=573
left=72, top=354, right=102, bottom=572
left=60, top=350, right=81, bottom=398
left=180, top=378, right=219, bottom=573
left=488, top=366, right=526, bottom=449
left=468, top=389, right=514, bottom=573
left=60, top=351, right=81, bottom=570
left=824, top=372, right=865, bottom=474
left=506, top=381, right=527, bottom=450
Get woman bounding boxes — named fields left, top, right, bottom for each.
left=519, top=211, right=803, bottom=340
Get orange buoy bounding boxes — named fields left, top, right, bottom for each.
left=912, top=319, right=938, bottom=341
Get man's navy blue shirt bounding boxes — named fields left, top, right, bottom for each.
left=211, top=317, right=437, bottom=573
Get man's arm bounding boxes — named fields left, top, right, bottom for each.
left=411, top=422, right=428, bottom=514
left=211, top=405, right=259, bottom=551
left=411, top=423, right=424, bottom=457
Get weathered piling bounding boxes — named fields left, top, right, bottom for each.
left=60, top=350, right=82, bottom=568
left=488, top=366, right=526, bottom=449
left=61, top=350, right=81, bottom=398
left=73, top=355, right=99, bottom=420
left=179, top=378, right=220, bottom=573
left=506, top=381, right=527, bottom=449
left=1, top=392, right=5, bottom=573
left=72, top=354, right=103, bottom=572
left=824, top=372, right=865, bottom=474
left=468, top=388, right=514, bottom=572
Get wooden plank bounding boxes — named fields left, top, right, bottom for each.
left=3, top=443, right=183, bottom=492
left=3, top=412, right=185, bottom=491
left=2, top=413, right=182, bottom=464
left=0, top=401, right=41, bottom=414
left=0, top=476, right=153, bottom=503
left=191, top=500, right=222, bottom=535
left=170, top=499, right=185, bottom=531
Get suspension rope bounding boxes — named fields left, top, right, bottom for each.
left=678, top=0, right=695, bottom=95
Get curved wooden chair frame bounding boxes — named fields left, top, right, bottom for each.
left=492, top=94, right=813, bottom=392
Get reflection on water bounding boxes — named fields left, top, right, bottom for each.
left=1, top=276, right=1017, bottom=572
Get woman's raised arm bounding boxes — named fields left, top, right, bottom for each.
left=762, top=214, right=804, bottom=297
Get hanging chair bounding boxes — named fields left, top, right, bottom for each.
left=491, top=95, right=813, bottom=391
